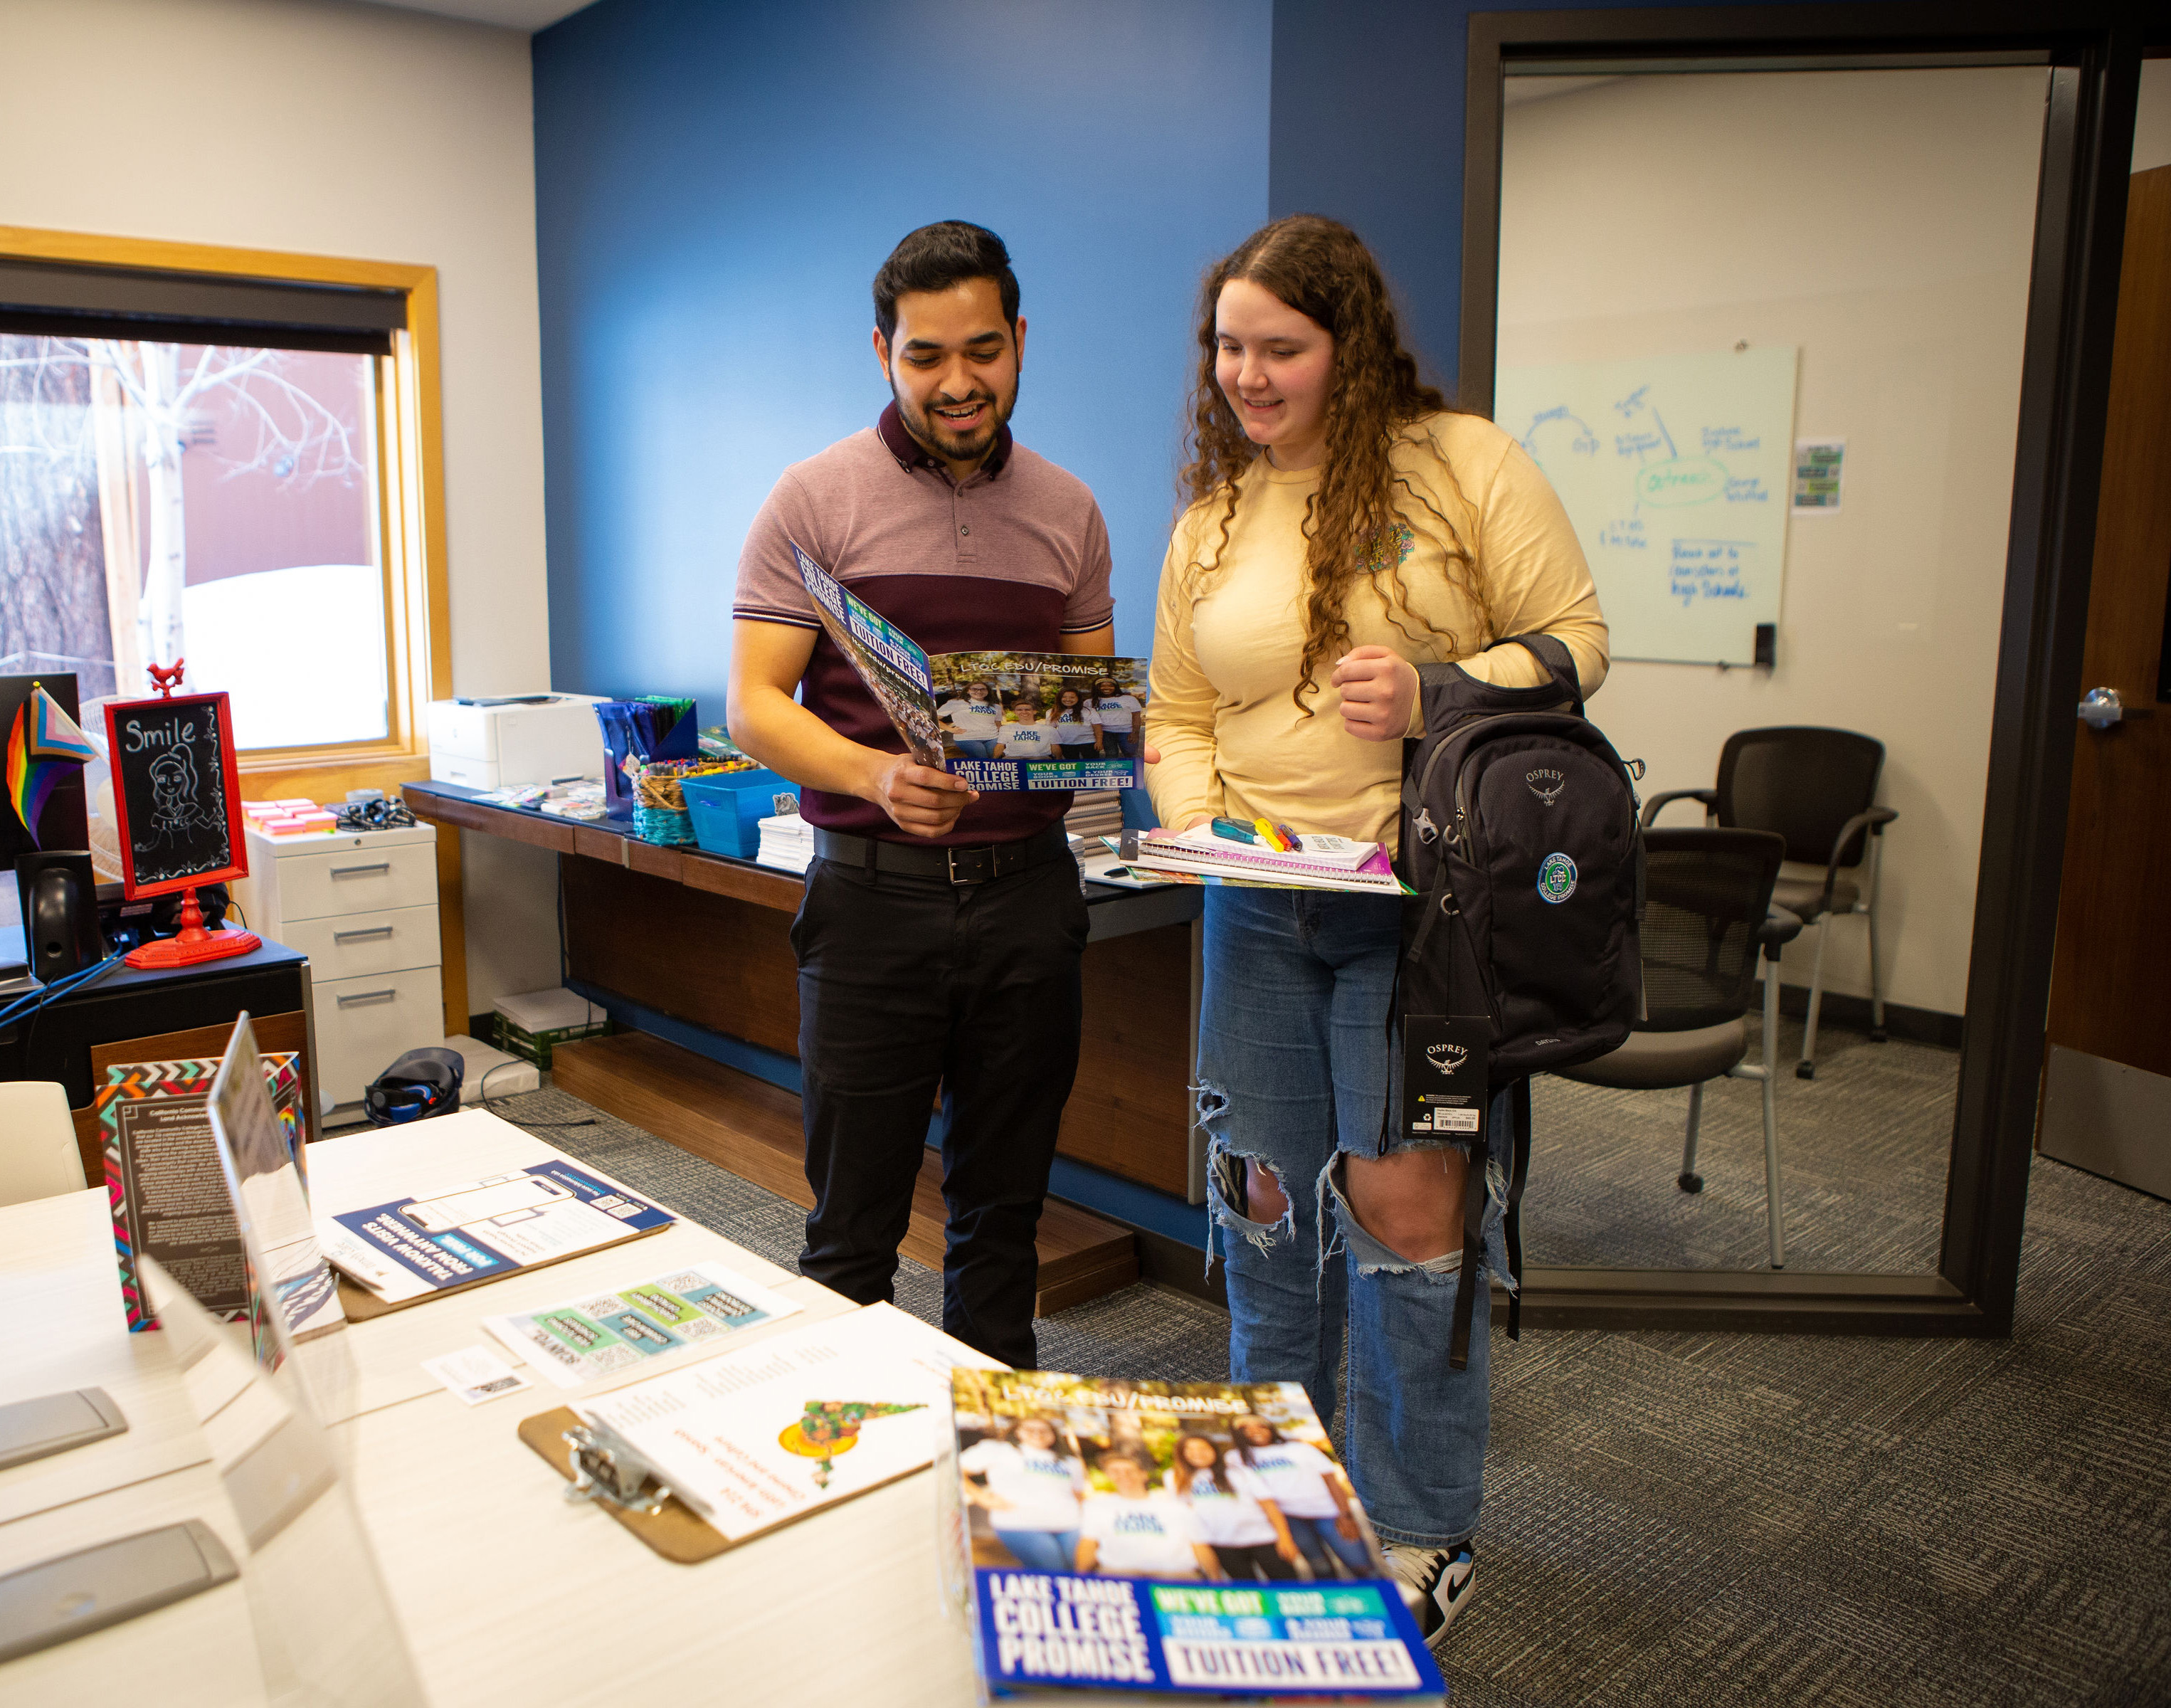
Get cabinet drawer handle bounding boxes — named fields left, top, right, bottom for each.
left=335, top=988, right=399, bottom=1007
left=330, top=862, right=392, bottom=878
left=333, top=925, right=396, bottom=943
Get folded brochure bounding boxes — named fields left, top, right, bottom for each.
left=484, top=1258, right=801, bottom=1388
left=317, top=1161, right=675, bottom=1304
left=792, top=539, right=1148, bottom=794
left=570, top=1302, right=1002, bottom=1542
left=941, top=1370, right=1444, bottom=1701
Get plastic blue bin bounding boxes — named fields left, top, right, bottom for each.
left=679, top=769, right=802, bottom=860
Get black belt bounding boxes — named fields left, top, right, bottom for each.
left=812, top=823, right=1069, bottom=885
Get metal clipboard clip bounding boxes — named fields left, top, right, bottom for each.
left=561, top=1420, right=672, bottom=1517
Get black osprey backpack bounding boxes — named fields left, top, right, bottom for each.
left=1388, top=631, right=1644, bottom=1366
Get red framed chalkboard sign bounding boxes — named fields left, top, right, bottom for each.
left=102, top=688, right=259, bottom=967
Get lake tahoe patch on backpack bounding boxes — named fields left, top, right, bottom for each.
left=1538, top=852, right=1578, bottom=902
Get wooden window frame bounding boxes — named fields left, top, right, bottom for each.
left=0, top=224, right=452, bottom=799
left=1, top=223, right=465, bottom=1032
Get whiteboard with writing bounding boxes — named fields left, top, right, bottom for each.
left=1496, top=347, right=1798, bottom=665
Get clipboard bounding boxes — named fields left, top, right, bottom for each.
left=516, top=1406, right=729, bottom=1564
left=332, top=1214, right=672, bottom=1319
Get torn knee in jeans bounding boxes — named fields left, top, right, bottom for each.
left=1199, top=1086, right=1291, bottom=1257
left=1329, top=1151, right=1470, bottom=1280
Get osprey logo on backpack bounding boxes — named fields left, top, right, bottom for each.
left=1537, top=852, right=1578, bottom=904
left=1526, top=768, right=1566, bottom=806
left=1425, top=1041, right=1468, bottom=1075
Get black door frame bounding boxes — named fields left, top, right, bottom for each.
left=1465, top=5, right=2146, bottom=1335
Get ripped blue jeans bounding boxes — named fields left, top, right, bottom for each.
left=1198, top=887, right=1511, bottom=1551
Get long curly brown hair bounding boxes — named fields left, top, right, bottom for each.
left=1180, top=215, right=1486, bottom=713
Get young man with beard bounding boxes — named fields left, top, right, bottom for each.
left=727, top=222, right=1114, bottom=1367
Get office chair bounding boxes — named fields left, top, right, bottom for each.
left=0, top=1080, right=89, bottom=1206
left=1641, top=727, right=1896, bottom=1080
left=1555, top=828, right=1800, bottom=1269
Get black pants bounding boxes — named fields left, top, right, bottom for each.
left=791, top=850, right=1087, bottom=1366
left=1213, top=1542, right=1301, bottom=1581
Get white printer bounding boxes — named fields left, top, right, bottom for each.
left=426, top=693, right=609, bottom=791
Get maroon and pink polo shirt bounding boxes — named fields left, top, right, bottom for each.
left=733, top=404, right=1115, bottom=846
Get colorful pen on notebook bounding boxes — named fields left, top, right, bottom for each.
left=1274, top=823, right=1304, bottom=851
left=1253, top=818, right=1290, bottom=852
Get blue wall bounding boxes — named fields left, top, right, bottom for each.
left=536, top=0, right=1272, bottom=709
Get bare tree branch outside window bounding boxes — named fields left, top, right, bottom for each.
left=0, top=334, right=367, bottom=707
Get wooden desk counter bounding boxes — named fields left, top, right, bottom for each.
left=402, top=781, right=1205, bottom=1213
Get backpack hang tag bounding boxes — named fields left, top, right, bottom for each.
left=1402, top=1016, right=1489, bottom=1139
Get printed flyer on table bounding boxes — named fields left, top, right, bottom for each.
left=483, top=1260, right=801, bottom=1388
left=317, top=1162, right=675, bottom=1304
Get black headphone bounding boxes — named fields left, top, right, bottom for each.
left=335, top=796, right=418, bottom=833
left=363, top=1047, right=465, bottom=1126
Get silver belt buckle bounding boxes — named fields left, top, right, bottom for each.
left=945, top=845, right=995, bottom=885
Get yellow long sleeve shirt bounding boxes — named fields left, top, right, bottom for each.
left=1146, top=411, right=1609, bottom=854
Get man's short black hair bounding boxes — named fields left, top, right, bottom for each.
left=873, top=221, right=1020, bottom=344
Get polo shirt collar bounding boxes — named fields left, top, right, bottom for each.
left=877, top=400, right=1011, bottom=481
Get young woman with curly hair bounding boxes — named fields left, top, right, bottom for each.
left=1146, top=216, right=1608, bottom=1650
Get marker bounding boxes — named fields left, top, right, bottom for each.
left=1274, top=823, right=1304, bottom=851
left=1210, top=817, right=1259, bottom=843
left=1253, top=818, right=1289, bottom=852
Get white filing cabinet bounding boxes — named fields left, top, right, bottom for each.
left=233, top=823, right=443, bottom=1109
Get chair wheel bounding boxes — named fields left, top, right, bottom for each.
left=1677, top=1172, right=1703, bottom=1193
left=1795, top=1061, right=1816, bottom=1081
left=1869, top=1027, right=1889, bottom=1043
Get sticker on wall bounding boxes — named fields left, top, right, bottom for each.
left=1792, top=438, right=1845, bottom=513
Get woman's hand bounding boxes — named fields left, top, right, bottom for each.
left=1331, top=645, right=1417, bottom=742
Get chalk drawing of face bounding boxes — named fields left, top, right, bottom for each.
left=147, top=749, right=201, bottom=846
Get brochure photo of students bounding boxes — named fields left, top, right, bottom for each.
left=927, top=650, right=1148, bottom=787
left=949, top=1370, right=1386, bottom=1584
left=1077, top=1447, right=1219, bottom=1580
left=936, top=680, right=1005, bottom=759
left=958, top=1413, right=1087, bottom=1572
left=1084, top=674, right=1145, bottom=758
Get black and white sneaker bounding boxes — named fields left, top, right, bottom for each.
left=1384, top=1542, right=1477, bottom=1653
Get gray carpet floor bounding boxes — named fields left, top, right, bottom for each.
left=1528, top=1013, right=1958, bottom=1273
left=481, top=1084, right=2170, bottom=1707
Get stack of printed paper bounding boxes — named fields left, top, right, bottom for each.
left=757, top=812, right=815, bottom=874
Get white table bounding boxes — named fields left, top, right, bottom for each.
left=0, top=1190, right=211, bottom=1525
left=0, top=1468, right=266, bottom=1708
left=0, top=1109, right=1062, bottom=1706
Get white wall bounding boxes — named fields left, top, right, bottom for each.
left=0, top=0, right=561, bottom=1015
left=1501, top=67, right=2049, bottom=1018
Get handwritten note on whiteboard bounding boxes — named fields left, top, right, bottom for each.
left=1496, top=347, right=1798, bottom=665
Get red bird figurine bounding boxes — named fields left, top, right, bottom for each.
left=146, top=659, right=186, bottom=699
